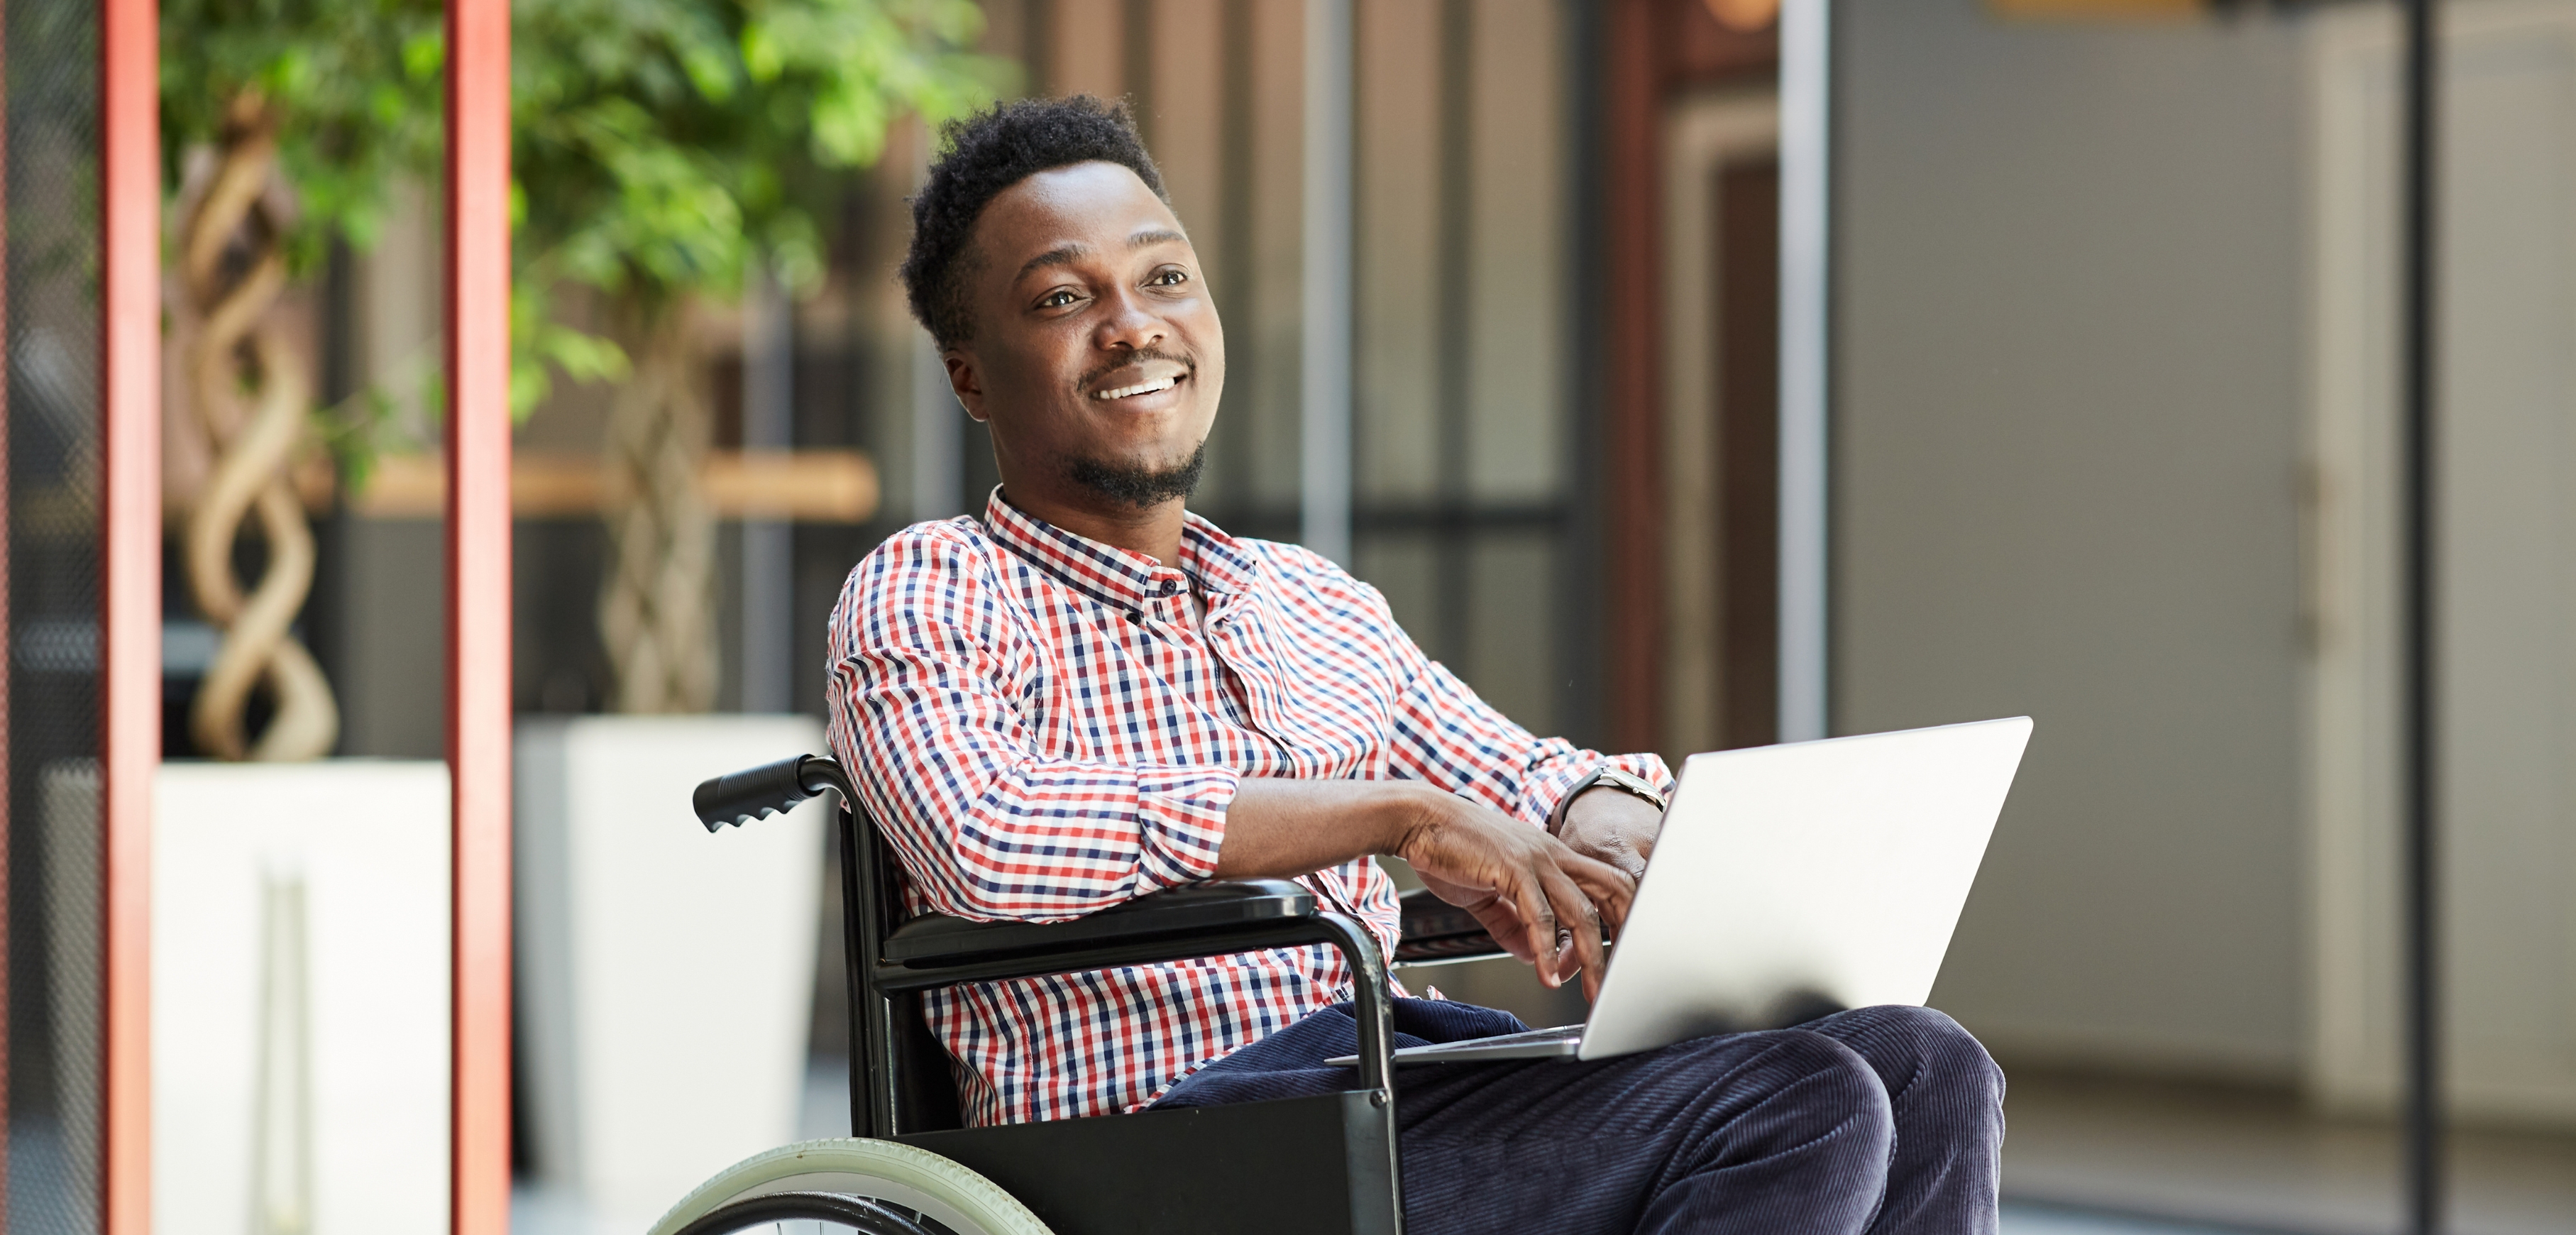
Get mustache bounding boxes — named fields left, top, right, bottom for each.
left=1077, top=347, right=1197, bottom=393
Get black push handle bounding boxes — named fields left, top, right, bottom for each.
left=691, top=753, right=850, bottom=833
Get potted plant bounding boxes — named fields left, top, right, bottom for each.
left=155, top=0, right=999, bottom=1224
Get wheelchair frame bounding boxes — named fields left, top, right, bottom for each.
left=693, top=754, right=1506, bottom=1235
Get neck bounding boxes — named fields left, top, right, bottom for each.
left=1001, top=483, right=1189, bottom=566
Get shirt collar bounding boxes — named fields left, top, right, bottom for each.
left=980, top=487, right=1258, bottom=613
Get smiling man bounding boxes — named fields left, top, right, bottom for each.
left=827, top=97, right=2004, bottom=1234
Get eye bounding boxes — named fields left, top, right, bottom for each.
left=1037, top=288, right=1082, bottom=309
left=1147, top=267, right=1190, bottom=287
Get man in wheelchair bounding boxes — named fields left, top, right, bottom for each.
left=825, top=95, right=2003, bottom=1234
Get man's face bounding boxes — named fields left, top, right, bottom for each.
left=945, top=161, right=1225, bottom=508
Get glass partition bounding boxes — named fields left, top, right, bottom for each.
left=6, top=0, right=104, bottom=1228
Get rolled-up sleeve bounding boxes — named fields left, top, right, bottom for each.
left=826, top=529, right=1235, bottom=921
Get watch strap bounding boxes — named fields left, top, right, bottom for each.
left=1546, top=767, right=1668, bottom=837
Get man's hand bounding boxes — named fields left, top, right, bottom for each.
left=1397, top=795, right=1635, bottom=1001
left=1556, top=785, right=1664, bottom=887
left=1213, top=779, right=1636, bottom=1000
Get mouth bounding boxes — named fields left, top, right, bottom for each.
left=1084, top=355, right=1194, bottom=404
left=1091, top=373, right=1182, bottom=401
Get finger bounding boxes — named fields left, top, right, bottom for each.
left=1468, top=899, right=1537, bottom=962
left=1586, top=869, right=1634, bottom=941
left=1437, top=881, right=1536, bottom=962
left=1504, top=867, right=1561, bottom=985
left=1414, top=870, right=1492, bottom=908
left=1555, top=847, right=1637, bottom=936
left=1535, top=862, right=1608, bottom=999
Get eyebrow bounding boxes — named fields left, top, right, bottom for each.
left=1015, top=243, right=1091, bottom=282
left=1013, top=229, right=1191, bottom=282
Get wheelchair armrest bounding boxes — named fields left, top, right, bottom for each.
left=871, top=882, right=1465, bottom=1104
left=883, top=878, right=1317, bottom=967
left=871, top=904, right=1399, bottom=1101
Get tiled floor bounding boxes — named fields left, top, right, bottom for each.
left=524, top=1194, right=2238, bottom=1235
left=2003, top=1070, right=2576, bottom=1235
left=2000, top=1202, right=2259, bottom=1234
left=521, top=1060, right=2576, bottom=1234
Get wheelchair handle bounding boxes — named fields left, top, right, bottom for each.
left=692, top=753, right=852, bottom=832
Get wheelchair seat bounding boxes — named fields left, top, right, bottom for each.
left=656, top=754, right=1508, bottom=1235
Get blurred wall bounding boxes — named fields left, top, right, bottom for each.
left=1838, top=0, right=2307, bottom=1080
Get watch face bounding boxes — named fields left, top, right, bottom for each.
left=1600, top=771, right=1666, bottom=810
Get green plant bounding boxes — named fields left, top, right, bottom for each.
left=158, top=0, right=1006, bottom=742
left=508, top=0, right=1006, bottom=712
left=162, top=0, right=1003, bottom=449
left=510, top=0, right=1005, bottom=422
left=160, top=0, right=448, bottom=269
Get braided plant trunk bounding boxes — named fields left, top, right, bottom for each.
left=177, top=95, right=339, bottom=761
left=598, top=311, right=720, bottom=713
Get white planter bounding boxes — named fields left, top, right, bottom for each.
left=151, top=759, right=453, bottom=1235
left=514, top=715, right=826, bottom=1229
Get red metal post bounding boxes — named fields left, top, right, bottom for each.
left=446, top=0, right=514, bottom=1229
left=99, top=1, right=160, bottom=1233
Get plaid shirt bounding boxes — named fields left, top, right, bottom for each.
left=827, top=490, right=1673, bottom=1126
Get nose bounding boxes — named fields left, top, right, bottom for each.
left=1094, top=285, right=1167, bottom=353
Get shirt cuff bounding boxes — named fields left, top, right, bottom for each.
left=1619, top=753, right=1678, bottom=798
left=1133, top=764, right=1240, bottom=889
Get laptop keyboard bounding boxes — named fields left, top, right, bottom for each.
left=1436, top=1024, right=1583, bottom=1048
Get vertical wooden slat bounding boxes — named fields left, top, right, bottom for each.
left=1433, top=0, right=1473, bottom=668
left=99, top=1, right=160, bottom=1233
left=1121, top=0, right=1157, bottom=141
left=1602, top=0, right=1667, bottom=754
left=446, top=0, right=514, bottom=1229
left=1717, top=161, right=1780, bottom=751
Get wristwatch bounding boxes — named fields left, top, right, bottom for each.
left=1546, top=767, right=1669, bottom=837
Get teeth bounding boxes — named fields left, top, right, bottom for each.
left=1094, top=377, right=1178, bottom=400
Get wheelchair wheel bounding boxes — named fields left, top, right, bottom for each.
left=649, top=1138, right=1052, bottom=1235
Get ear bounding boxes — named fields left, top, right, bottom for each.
left=944, top=348, right=988, bottom=423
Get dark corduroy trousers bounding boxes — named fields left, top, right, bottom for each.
left=1151, top=999, right=2003, bottom=1235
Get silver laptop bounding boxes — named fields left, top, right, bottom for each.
left=1330, top=716, right=2032, bottom=1067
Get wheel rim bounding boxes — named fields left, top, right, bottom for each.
left=668, top=1190, right=960, bottom=1235
left=646, top=1138, right=1048, bottom=1235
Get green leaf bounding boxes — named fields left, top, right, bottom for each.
left=163, top=0, right=1004, bottom=462
left=403, top=30, right=445, bottom=81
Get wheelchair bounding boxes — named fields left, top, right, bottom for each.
left=649, top=754, right=1509, bottom=1235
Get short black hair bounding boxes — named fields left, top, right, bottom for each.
left=900, top=95, right=1169, bottom=349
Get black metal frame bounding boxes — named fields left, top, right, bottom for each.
left=693, top=753, right=1504, bottom=1235
left=2399, top=3, right=2446, bottom=1231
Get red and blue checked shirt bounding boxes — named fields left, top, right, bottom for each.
left=826, top=489, right=1673, bottom=1126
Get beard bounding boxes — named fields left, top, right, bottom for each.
left=1063, top=441, right=1208, bottom=509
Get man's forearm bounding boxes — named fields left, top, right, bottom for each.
left=1216, top=776, right=1636, bottom=994
left=1211, top=778, right=1438, bottom=879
